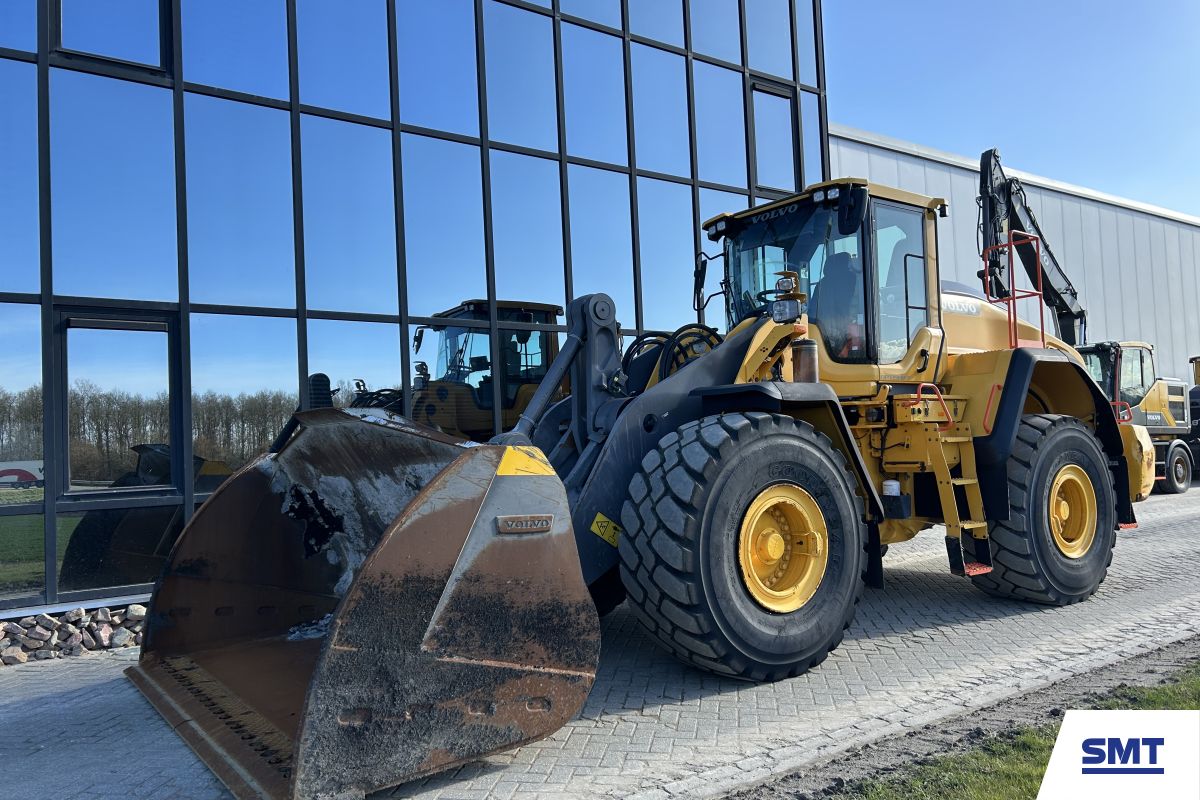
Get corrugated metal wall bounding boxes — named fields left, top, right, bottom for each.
left=830, top=126, right=1200, bottom=381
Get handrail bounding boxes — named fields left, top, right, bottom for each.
left=981, top=230, right=1047, bottom=349
left=900, top=382, right=954, bottom=431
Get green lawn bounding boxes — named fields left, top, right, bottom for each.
left=0, top=514, right=78, bottom=596
left=844, top=660, right=1200, bottom=800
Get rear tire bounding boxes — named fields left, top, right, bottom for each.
left=618, top=412, right=865, bottom=681
left=971, top=414, right=1116, bottom=605
left=1160, top=445, right=1191, bottom=494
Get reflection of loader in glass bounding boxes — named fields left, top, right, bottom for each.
left=127, top=150, right=1150, bottom=800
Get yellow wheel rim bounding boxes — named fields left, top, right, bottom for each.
left=1048, top=464, right=1097, bottom=559
left=738, top=484, right=828, bottom=613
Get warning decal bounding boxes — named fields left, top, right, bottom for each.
left=589, top=512, right=622, bottom=547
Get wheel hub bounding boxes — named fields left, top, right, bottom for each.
left=1048, top=464, right=1097, bottom=559
left=738, top=484, right=828, bottom=612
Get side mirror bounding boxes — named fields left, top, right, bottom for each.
left=837, top=185, right=869, bottom=236
left=515, top=329, right=531, bottom=345
left=693, top=252, right=708, bottom=314
left=412, top=326, right=426, bottom=353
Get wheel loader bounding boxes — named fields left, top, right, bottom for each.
left=1079, top=340, right=1194, bottom=493
left=127, top=149, right=1149, bottom=800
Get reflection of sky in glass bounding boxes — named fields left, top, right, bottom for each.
left=631, top=44, right=690, bottom=177
left=563, top=24, right=627, bottom=165
left=190, top=315, right=298, bottom=396
left=296, top=0, right=390, bottom=119
left=0, top=304, right=40, bottom=390
left=637, top=178, right=696, bottom=332
left=61, top=0, right=160, bottom=65
left=397, top=0, right=478, bottom=136
left=569, top=166, right=635, bottom=325
left=402, top=134, right=487, bottom=317
left=754, top=92, right=796, bottom=191
left=183, top=0, right=289, bottom=98
left=796, top=0, right=818, bottom=86
left=801, top=91, right=824, bottom=186
left=0, top=60, right=38, bottom=294
left=51, top=70, right=177, bottom=301
left=629, top=0, right=684, bottom=46
left=690, top=0, right=741, bottom=64
left=186, top=95, right=295, bottom=308
left=560, top=0, right=621, bottom=29
left=308, top=319, right=402, bottom=393
left=694, top=62, right=747, bottom=188
left=0, top=1, right=35, bottom=51
left=490, top=151, right=565, bottom=307
left=69, top=328, right=169, bottom=398
left=301, top=115, right=398, bottom=314
left=484, top=1, right=558, bottom=152
left=746, top=0, right=793, bottom=78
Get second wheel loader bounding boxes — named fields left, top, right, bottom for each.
left=128, top=151, right=1147, bottom=800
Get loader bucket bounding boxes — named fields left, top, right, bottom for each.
left=125, top=408, right=600, bottom=800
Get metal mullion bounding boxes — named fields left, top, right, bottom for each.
left=169, top=0, right=194, bottom=523
left=738, top=0, right=756, bottom=206
left=696, top=178, right=751, bottom=196
left=488, top=138, right=561, bottom=163
left=564, top=153, right=630, bottom=174
left=37, top=0, right=58, bottom=604
left=286, top=0, right=310, bottom=409
left=812, top=0, right=829, bottom=180
left=628, top=32, right=685, bottom=57
left=0, top=504, right=45, bottom=519
left=305, top=309, right=401, bottom=324
left=386, top=0, right=413, bottom=416
left=182, top=81, right=290, bottom=111
left=296, top=103, right=391, bottom=130
left=620, top=0, right=644, bottom=332
left=682, top=0, right=703, bottom=325
left=47, top=295, right=180, bottom=312
left=633, top=166, right=692, bottom=187
left=53, top=494, right=184, bottom=514
left=552, top=2, right=573, bottom=306
left=397, top=122, right=481, bottom=148
left=46, top=53, right=173, bottom=87
left=493, top=0, right=553, bottom=17
left=0, top=46, right=36, bottom=63
left=691, top=50, right=742, bottom=75
left=474, top=0, right=503, bottom=436
left=0, top=291, right=40, bottom=304
left=189, top=303, right=297, bottom=319
left=54, top=584, right=155, bottom=605
left=557, top=11, right=621, bottom=38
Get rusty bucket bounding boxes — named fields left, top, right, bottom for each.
left=126, top=409, right=600, bottom=800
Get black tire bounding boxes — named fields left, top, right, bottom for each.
left=618, top=412, right=865, bottom=681
left=1160, top=445, right=1191, bottom=495
left=971, top=414, right=1116, bottom=605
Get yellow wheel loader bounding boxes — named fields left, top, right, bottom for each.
left=128, top=150, right=1146, bottom=800
left=1079, top=340, right=1194, bottom=494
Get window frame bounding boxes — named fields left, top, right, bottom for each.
left=50, top=0, right=173, bottom=81
left=869, top=199, right=930, bottom=365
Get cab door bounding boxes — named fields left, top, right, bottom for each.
left=871, top=200, right=943, bottom=385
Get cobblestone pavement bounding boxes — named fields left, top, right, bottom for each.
left=3, top=488, right=1199, bottom=800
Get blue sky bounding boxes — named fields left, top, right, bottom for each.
left=824, top=0, right=1200, bottom=216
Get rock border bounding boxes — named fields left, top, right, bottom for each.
left=0, top=604, right=146, bottom=666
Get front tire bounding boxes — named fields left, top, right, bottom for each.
left=971, top=414, right=1116, bottom=605
left=618, top=412, right=865, bottom=681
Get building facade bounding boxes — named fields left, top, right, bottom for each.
left=831, top=126, right=1200, bottom=381
left=0, top=1, right=828, bottom=612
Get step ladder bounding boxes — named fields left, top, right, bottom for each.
left=927, top=424, right=993, bottom=576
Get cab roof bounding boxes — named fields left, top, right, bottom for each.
left=701, top=177, right=947, bottom=236
left=433, top=299, right=564, bottom=320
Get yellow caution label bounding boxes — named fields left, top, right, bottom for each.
left=496, top=445, right=555, bottom=476
left=590, top=512, right=622, bottom=547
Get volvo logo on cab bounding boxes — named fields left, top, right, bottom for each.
left=1081, top=737, right=1166, bottom=774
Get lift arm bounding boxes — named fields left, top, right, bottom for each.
left=978, top=148, right=1087, bottom=346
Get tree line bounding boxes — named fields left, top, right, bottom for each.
left=0, top=382, right=298, bottom=481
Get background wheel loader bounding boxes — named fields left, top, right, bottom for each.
left=1079, top=340, right=1195, bottom=493
left=128, top=150, right=1145, bottom=800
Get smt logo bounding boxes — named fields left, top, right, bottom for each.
left=1081, top=736, right=1165, bottom=774
left=1037, top=710, right=1199, bottom=800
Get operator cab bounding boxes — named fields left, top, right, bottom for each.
left=702, top=179, right=945, bottom=381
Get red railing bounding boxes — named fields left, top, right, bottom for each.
left=981, top=230, right=1046, bottom=349
left=1112, top=400, right=1133, bottom=423
left=900, top=382, right=954, bottom=431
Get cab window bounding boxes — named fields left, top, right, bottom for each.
left=872, top=202, right=927, bottom=364
left=806, top=231, right=866, bottom=361
left=1120, top=348, right=1154, bottom=407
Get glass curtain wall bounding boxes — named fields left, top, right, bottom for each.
left=0, top=0, right=826, bottom=612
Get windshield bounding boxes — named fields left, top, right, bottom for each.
left=726, top=201, right=865, bottom=359
left=436, top=326, right=491, bottom=387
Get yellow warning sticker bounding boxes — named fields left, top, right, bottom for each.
left=590, top=512, right=622, bottom=547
